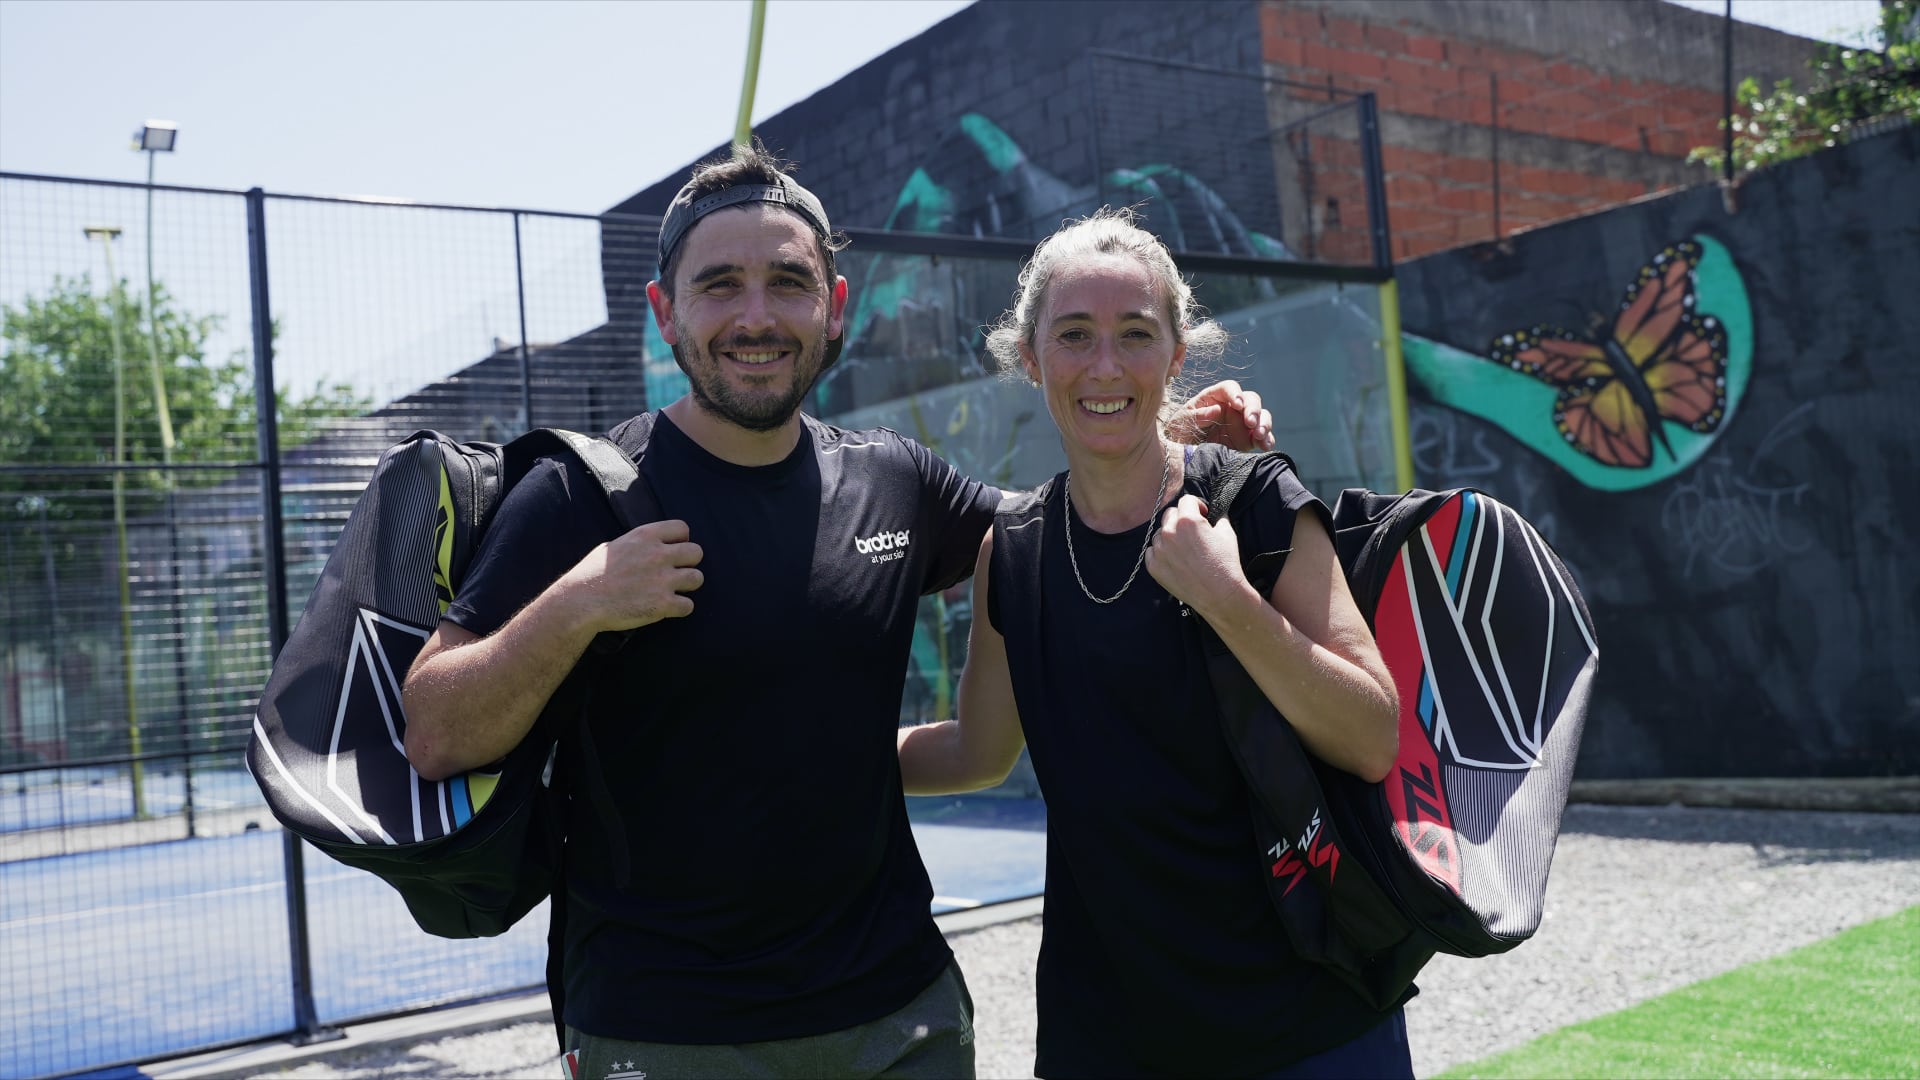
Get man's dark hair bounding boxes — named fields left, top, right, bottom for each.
left=657, top=143, right=848, bottom=299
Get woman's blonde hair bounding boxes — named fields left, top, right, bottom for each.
left=983, top=207, right=1228, bottom=427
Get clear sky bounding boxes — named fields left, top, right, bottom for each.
left=1667, top=0, right=1885, bottom=46
left=0, top=0, right=977, bottom=212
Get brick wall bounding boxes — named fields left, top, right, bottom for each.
left=1261, top=0, right=1826, bottom=259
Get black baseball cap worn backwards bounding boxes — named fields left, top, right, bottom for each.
left=656, top=175, right=834, bottom=281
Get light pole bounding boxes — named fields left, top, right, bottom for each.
left=132, top=121, right=178, bottom=458
left=84, top=224, right=147, bottom=821
left=132, top=119, right=193, bottom=835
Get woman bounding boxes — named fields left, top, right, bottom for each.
left=897, top=208, right=1409, bottom=1078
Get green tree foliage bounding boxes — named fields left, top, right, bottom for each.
left=2, top=274, right=375, bottom=764
left=0, top=273, right=367, bottom=493
left=1693, top=0, right=1920, bottom=173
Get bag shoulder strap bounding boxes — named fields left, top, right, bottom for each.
left=517, top=415, right=660, bottom=533
left=606, top=411, right=655, bottom=460
left=1204, top=449, right=1261, bottom=525
left=1190, top=446, right=1299, bottom=526
left=508, top=416, right=660, bottom=1055
left=1196, top=460, right=1413, bottom=958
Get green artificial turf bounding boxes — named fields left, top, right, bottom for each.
left=1438, top=905, right=1920, bottom=1079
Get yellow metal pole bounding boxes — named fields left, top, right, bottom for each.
left=88, top=226, right=148, bottom=819
left=734, top=0, right=768, bottom=147
left=1379, top=278, right=1416, bottom=491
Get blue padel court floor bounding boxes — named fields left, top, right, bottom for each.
left=1, top=774, right=1046, bottom=1079
left=1, top=767, right=264, bottom=832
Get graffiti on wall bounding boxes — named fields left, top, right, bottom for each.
left=1402, top=234, right=1753, bottom=491
left=823, top=113, right=1293, bottom=409
left=1394, top=121, right=1920, bottom=779
left=645, top=110, right=1302, bottom=424
left=1656, top=402, right=1818, bottom=579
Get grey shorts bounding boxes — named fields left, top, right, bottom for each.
left=563, top=962, right=976, bottom=1079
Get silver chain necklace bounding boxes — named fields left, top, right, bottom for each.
left=1063, top=447, right=1173, bottom=605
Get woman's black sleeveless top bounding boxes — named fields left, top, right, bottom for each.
left=988, top=448, right=1385, bottom=1078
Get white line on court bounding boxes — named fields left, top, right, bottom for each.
left=0, top=869, right=365, bottom=931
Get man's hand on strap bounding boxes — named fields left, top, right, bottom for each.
left=1173, top=380, right=1276, bottom=452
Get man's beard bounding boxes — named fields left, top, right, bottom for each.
left=672, top=325, right=828, bottom=433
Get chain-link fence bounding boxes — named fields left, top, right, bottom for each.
left=0, top=176, right=636, bottom=1076
left=1, top=177, right=279, bottom=1076
left=1087, top=50, right=1391, bottom=268
left=1089, top=52, right=1335, bottom=262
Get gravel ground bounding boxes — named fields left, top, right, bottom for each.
left=257, top=804, right=1920, bottom=1079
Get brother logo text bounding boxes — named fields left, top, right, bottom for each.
left=854, top=529, right=912, bottom=563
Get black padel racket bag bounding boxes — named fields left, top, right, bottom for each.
left=248, top=417, right=656, bottom=939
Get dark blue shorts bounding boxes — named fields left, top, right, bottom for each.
left=1258, top=1008, right=1412, bottom=1080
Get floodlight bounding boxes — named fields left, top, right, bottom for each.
left=135, top=121, right=178, bottom=153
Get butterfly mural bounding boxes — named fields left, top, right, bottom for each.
left=1397, top=233, right=1751, bottom=492
left=1486, top=241, right=1729, bottom=469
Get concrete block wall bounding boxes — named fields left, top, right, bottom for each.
left=610, top=0, right=1270, bottom=232
left=603, top=0, right=1281, bottom=362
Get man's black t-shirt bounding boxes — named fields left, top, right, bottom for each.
left=990, top=450, right=1388, bottom=1077
left=445, top=411, right=998, bottom=1043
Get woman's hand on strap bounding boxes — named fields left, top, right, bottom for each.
left=1152, top=503, right=1400, bottom=783
left=1145, top=494, right=1262, bottom=620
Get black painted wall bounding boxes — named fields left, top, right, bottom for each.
left=1396, top=125, right=1920, bottom=779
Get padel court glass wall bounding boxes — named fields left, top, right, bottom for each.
left=0, top=102, right=1392, bottom=1076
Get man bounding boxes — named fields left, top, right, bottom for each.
left=401, top=145, right=1273, bottom=1079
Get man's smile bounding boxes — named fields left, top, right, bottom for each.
left=713, top=340, right=799, bottom=371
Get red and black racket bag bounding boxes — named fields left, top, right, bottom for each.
left=1204, top=454, right=1600, bottom=1010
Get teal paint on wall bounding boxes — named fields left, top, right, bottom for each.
left=1402, top=234, right=1752, bottom=492
left=958, top=112, right=1025, bottom=173
left=881, top=166, right=957, bottom=233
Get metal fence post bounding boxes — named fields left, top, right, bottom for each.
left=513, top=212, right=533, bottom=434
left=246, top=187, right=339, bottom=1046
left=1084, top=51, right=1107, bottom=215
left=1357, top=91, right=1393, bottom=272
left=1722, top=0, right=1736, bottom=183
left=1491, top=73, right=1503, bottom=241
